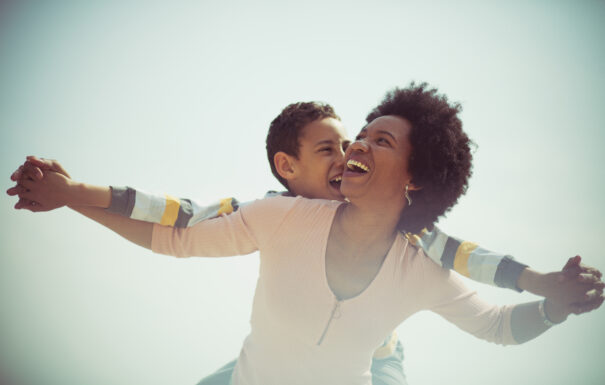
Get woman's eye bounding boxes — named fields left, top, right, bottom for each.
left=377, top=138, right=389, bottom=145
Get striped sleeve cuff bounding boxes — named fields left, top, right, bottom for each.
left=106, top=186, right=136, bottom=217
left=494, top=256, right=528, bottom=292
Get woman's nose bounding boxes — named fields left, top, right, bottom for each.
left=348, top=140, right=369, bottom=153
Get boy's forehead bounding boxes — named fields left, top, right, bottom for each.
left=299, top=117, right=348, bottom=144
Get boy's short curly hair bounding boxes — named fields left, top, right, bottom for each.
left=266, top=102, right=340, bottom=189
left=366, top=82, right=474, bottom=234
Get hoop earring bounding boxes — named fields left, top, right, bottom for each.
left=405, top=184, right=412, bottom=206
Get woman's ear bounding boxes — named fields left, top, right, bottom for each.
left=273, top=151, right=298, bottom=181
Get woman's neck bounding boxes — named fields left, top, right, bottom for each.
left=336, top=199, right=403, bottom=251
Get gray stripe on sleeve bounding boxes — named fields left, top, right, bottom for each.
left=231, top=198, right=240, bottom=212
left=441, top=237, right=460, bottom=270
left=494, top=256, right=528, bottom=292
left=106, top=186, right=136, bottom=217
left=174, top=199, right=194, bottom=228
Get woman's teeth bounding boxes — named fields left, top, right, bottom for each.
left=346, top=159, right=370, bottom=173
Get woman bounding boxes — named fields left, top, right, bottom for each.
left=11, top=83, right=604, bottom=384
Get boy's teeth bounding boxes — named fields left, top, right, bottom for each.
left=330, top=176, right=342, bottom=182
left=346, top=159, right=370, bottom=172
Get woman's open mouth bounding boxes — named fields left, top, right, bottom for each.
left=346, top=159, right=370, bottom=174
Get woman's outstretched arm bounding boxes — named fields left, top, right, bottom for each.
left=7, top=158, right=154, bottom=249
left=421, top=257, right=604, bottom=345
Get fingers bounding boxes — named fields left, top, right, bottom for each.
left=16, top=190, right=36, bottom=202
left=576, top=273, right=602, bottom=285
left=14, top=197, right=39, bottom=210
left=25, top=156, right=70, bottom=178
left=18, top=178, right=36, bottom=190
left=578, top=265, right=603, bottom=279
left=562, top=255, right=582, bottom=278
left=562, top=265, right=582, bottom=278
left=10, top=160, right=44, bottom=182
left=13, top=194, right=49, bottom=212
left=10, top=165, right=24, bottom=181
left=563, top=255, right=581, bottom=270
left=561, top=256, right=603, bottom=281
left=14, top=197, right=28, bottom=209
left=581, top=286, right=604, bottom=301
left=570, top=295, right=605, bottom=315
left=25, top=155, right=52, bottom=169
left=22, top=163, right=44, bottom=180
left=6, top=184, right=24, bottom=196
left=18, top=201, right=46, bottom=212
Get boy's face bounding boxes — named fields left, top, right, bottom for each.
left=288, top=117, right=350, bottom=201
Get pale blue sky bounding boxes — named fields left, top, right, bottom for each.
left=1, top=1, right=604, bottom=384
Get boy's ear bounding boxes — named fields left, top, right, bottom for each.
left=273, top=151, right=298, bottom=181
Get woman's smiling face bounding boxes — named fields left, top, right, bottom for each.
left=340, top=115, right=414, bottom=205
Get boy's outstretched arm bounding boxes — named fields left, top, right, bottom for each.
left=407, top=226, right=604, bottom=315
left=8, top=157, right=153, bottom=249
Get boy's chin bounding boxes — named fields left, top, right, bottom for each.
left=327, top=185, right=346, bottom=201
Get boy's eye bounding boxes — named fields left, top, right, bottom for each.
left=319, top=147, right=332, bottom=153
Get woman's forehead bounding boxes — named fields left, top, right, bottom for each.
left=358, top=115, right=412, bottom=138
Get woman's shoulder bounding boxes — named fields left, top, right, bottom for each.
left=240, top=194, right=341, bottom=219
left=397, top=234, right=450, bottom=277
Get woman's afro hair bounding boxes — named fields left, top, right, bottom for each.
left=366, top=82, right=474, bottom=234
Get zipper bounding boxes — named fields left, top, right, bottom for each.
left=317, top=298, right=342, bottom=345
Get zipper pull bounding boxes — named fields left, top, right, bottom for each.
left=317, top=298, right=342, bottom=346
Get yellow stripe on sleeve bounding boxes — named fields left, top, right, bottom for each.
left=404, top=228, right=429, bottom=246
left=404, top=232, right=421, bottom=245
left=217, top=198, right=234, bottom=215
left=372, top=331, right=398, bottom=359
left=160, top=195, right=181, bottom=226
left=453, top=241, right=478, bottom=277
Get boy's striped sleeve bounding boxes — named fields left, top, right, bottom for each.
left=406, top=227, right=528, bottom=291
left=106, top=186, right=239, bottom=228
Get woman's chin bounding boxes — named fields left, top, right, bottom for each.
left=339, top=183, right=362, bottom=200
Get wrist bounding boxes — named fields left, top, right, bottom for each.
left=70, top=182, right=111, bottom=208
left=543, top=299, right=569, bottom=324
left=65, top=179, right=85, bottom=206
left=517, top=268, right=549, bottom=296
